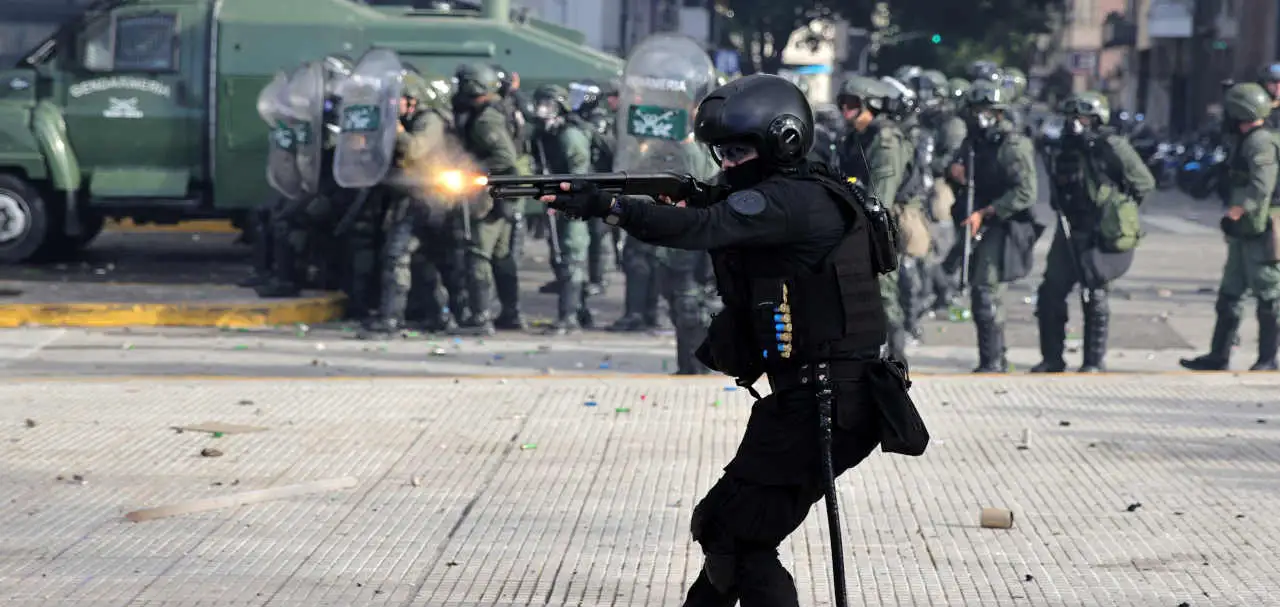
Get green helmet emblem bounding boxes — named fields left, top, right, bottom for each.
left=533, top=84, right=571, bottom=116
left=948, top=77, right=971, bottom=100
left=1224, top=82, right=1274, bottom=122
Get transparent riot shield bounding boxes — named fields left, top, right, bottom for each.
left=286, top=61, right=327, bottom=196
left=614, top=32, right=717, bottom=173
left=333, top=48, right=405, bottom=189
left=257, top=71, right=305, bottom=200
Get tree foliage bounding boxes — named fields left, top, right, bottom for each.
left=879, top=0, right=1065, bottom=74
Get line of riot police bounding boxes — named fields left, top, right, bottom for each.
left=239, top=41, right=724, bottom=372
left=825, top=60, right=1161, bottom=374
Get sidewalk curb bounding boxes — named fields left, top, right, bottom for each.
left=0, top=293, right=346, bottom=328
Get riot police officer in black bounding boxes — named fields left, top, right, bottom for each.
left=540, top=74, right=921, bottom=607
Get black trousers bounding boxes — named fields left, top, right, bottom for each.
left=683, top=383, right=882, bottom=607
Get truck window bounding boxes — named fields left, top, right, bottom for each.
left=114, top=14, right=178, bottom=72
left=79, top=12, right=178, bottom=72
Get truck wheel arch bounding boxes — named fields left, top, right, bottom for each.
left=31, top=101, right=82, bottom=194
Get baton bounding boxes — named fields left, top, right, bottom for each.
left=816, top=368, right=848, bottom=607
left=534, top=139, right=564, bottom=266
left=960, top=147, right=975, bottom=290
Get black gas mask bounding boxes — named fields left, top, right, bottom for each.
left=712, top=142, right=769, bottom=190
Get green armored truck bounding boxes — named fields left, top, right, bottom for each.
left=0, top=0, right=621, bottom=263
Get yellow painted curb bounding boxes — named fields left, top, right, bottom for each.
left=0, top=293, right=345, bottom=328
left=104, top=219, right=240, bottom=234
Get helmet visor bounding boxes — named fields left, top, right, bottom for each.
left=711, top=143, right=757, bottom=165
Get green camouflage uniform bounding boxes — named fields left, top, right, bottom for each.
left=1035, top=93, right=1154, bottom=372
left=655, top=143, right=720, bottom=374
left=966, top=116, right=1038, bottom=372
left=454, top=63, right=521, bottom=332
left=532, top=105, right=594, bottom=333
left=366, top=99, right=456, bottom=335
left=1182, top=82, right=1280, bottom=371
left=458, top=102, right=519, bottom=331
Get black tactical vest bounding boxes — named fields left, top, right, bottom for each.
left=971, top=133, right=1011, bottom=207
left=838, top=121, right=879, bottom=184
left=711, top=178, right=886, bottom=371
left=1053, top=144, right=1089, bottom=214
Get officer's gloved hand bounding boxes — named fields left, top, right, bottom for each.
left=541, top=180, right=615, bottom=219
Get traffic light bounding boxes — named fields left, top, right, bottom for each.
left=931, top=34, right=942, bottom=44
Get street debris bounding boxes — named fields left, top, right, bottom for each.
left=200, top=448, right=224, bottom=458
left=1016, top=429, right=1031, bottom=450
left=1125, top=502, right=1142, bottom=512
left=176, top=421, right=267, bottom=435
left=520, top=443, right=537, bottom=450
left=410, top=476, right=422, bottom=487
left=23, top=418, right=37, bottom=428
left=1023, top=574, right=1034, bottom=582
left=125, top=476, right=358, bottom=522
left=979, top=507, right=1014, bottom=529
left=1058, top=421, right=1071, bottom=427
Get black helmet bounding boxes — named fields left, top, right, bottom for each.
left=694, top=74, right=813, bottom=167
left=455, top=63, right=500, bottom=98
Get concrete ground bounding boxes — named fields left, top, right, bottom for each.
left=2, top=374, right=1278, bottom=606
left=3, top=180, right=1279, bottom=606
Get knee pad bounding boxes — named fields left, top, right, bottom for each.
left=1083, top=288, right=1109, bottom=317
left=1215, top=295, right=1243, bottom=318
left=970, top=287, right=998, bottom=324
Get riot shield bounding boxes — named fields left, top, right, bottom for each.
left=285, top=61, right=327, bottom=196
left=614, top=33, right=716, bottom=173
left=333, top=48, right=405, bottom=189
left=257, top=71, right=305, bottom=200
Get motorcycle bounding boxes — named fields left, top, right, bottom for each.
left=1146, top=141, right=1184, bottom=191
left=1177, top=141, right=1227, bottom=200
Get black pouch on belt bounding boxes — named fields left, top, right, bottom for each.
left=864, top=358, right=930, bottom=456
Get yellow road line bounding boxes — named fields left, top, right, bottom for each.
left=103, top=219, right=240, bottom=234
left=0, top=294, right=345, bottom=328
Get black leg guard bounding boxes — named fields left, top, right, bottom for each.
left=1030, top=310, right=1067, bottom=373
left=493, top=217, right=523, bottom=325
left=1079, top=289, right=1110, bottom=373
left=1252, top=299, right=1279, bottom=371
left=971, top=286, right=1008, bottom=373
left=549, top=279, right=583, bottom=335
left=240, top=207, right=275, bottom=287
left=1180, top=295, right=1241, bottom=371
left=898, top=257, right=926, bottom=338
left=465, top=263, right=494, bottom=333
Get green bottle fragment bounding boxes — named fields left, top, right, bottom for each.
left=615, top=407, right=630, bottom=413
left=520, top=443, right=537, bottom=450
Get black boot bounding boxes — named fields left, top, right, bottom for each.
left=548, top=279, right=584, bottom=335
left=973, top=321, right=1009, bottom=373
left=359, top=317, right=404, bottom=340
left=1079, top=289, right=1110, bottom=373
left=492, top=252, right=523, bottom=329
left=1180, top=296, right=1241, bottom=371
left=608, top=313, right=648, bottom=332
left=463, top=276, right=495, bottom=335
left=1251, top=300, right=1279, bottom=371
left=577, top=283, right=596, bottom=329
left=1030, top=307, right=1067, bottom=372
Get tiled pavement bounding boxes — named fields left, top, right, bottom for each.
left=3, top=375, right=1278, bottom=606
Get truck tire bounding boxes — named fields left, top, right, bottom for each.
left=0, top=174, right=52, bottom=264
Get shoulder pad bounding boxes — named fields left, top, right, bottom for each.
left=727, top=189, right=767, bottom=216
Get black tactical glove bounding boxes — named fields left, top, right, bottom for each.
left=544, top=180, right=616, bottom=219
